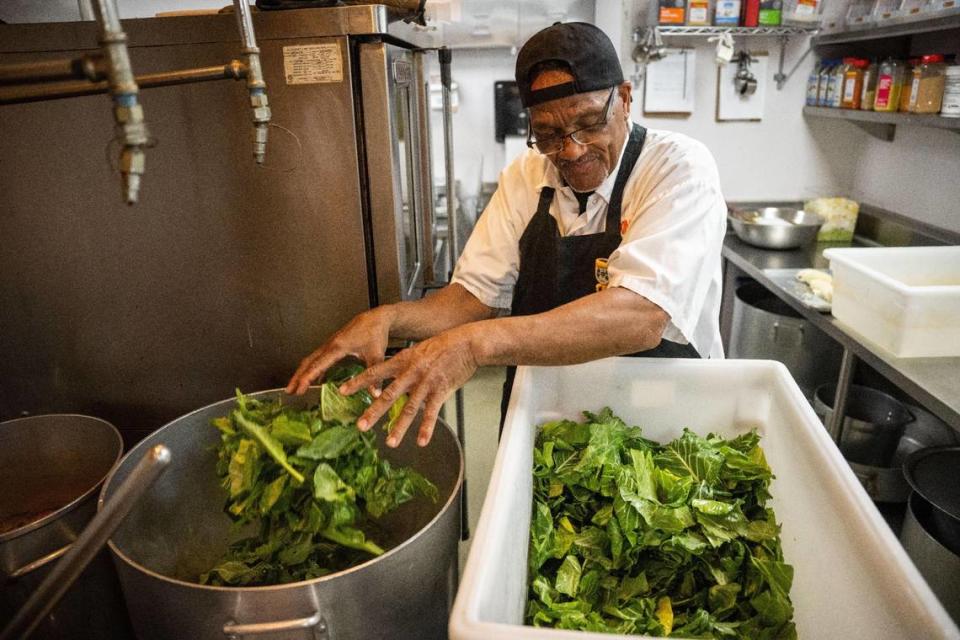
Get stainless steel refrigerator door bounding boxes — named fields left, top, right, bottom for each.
left=359, top=40, right=433, bottom=304
left=0, top=22, right=370, bottom=442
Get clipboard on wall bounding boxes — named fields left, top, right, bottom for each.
left=643, top=48, right=696, bottom=114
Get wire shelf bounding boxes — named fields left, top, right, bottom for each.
left=656, top=25, right=818, bottom=36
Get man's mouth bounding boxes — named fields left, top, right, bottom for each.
left=559, top=155, right=599, bottom=174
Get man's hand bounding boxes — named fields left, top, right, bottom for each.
left=338, top=325, right=480, bottom=448
left=286, top=306, right=397, bottom=396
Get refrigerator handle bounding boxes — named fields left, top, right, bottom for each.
left=439, top=46, right=458, bottom=281
left=412, top=50, right=436, bottom=288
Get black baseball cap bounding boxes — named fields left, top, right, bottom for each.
left=515, top=22, right=624, bottom=108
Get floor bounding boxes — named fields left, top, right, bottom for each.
left=441, top=365, right=506, bottom=573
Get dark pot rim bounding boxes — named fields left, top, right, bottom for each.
left=0, top=414, right=123, bottom=543
left=904, top=446, right=960, bottom=524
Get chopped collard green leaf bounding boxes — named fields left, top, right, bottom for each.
left=526, top=407, right=795, bottom=639
left=200, top=370, right=436, bottom=586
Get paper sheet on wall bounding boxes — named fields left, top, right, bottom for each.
left=643, top=48, right=696, bottom=114
left=717, top=53, right=768, bottom=121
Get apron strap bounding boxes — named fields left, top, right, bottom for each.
left=605, top=124, right=647, bottom=235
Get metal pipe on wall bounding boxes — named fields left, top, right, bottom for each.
left=0, top=54, right=103, bottom=86
left=233, top=0, right=271, bottom=165
left=90, top=0, right=149, bottom=205
left=0, top=62, right=248, bottom=105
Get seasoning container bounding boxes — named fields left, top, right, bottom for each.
left=659, top=0, right=686, bottom=24
left=817, top=59, right=836, bottom=107
left=742, top=0, right=761, bottom=26
left=687, top=0, right=712, bottom=25
left=829, top=61, right=845, bottom=107
left=759, top=0, right=782, bottom=24
left=715, top=0, right=742, bottom=25
left=909, top=54, right=947, bottom=114
left=841, top=58, right=868, bottom=109
left=899, top=58, right=919, bottom=112
left=874, top=58, right=905, bottom=112
left=941, top=65, right=960, bottom=118
left=807, top=60, right=823, bottom=106
left=860, top=60, right=878, bottom=111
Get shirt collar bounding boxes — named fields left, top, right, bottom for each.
left=536, top=129, right=631, bottom=206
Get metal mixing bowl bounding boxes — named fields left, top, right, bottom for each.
left=728, top=207, right=824, bottom=250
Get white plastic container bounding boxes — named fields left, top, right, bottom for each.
left=450, top=358, right=960, bottom=640
left=825, top=246, right=960, bottom=358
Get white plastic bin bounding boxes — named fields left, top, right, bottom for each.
left=824, top=246, right=960, bottom=358
left=450, top=358, right=959, bottom=640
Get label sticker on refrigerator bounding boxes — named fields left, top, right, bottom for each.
left=282, top=44, right=343, bottom=85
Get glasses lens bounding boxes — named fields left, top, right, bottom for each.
left=570, top=124, right=606, bottom=146
left=534, top=137, right=563, bottom=155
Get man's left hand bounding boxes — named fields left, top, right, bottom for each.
left=338, top=326, right=480, bottom=448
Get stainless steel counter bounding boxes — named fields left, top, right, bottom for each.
left=722, top=231, right=960, bottom=433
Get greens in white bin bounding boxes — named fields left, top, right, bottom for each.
left=527, top=408, right=795, bottom=638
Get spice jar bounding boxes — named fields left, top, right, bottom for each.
left=909, top=54, right=947, bottom=114
left=873, top=58, right=905, bottom=112
left=899, top=58, right=918, bottom=112
left=841, top=58, right=868, bottom=109
left=860, top=60, right=878, bottom=110
left=828, top=61, right=845, bottom=107
left=941, top=65, right=960, bottom=118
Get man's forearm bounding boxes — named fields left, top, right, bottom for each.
left=466, top=286, right=668, bottom=366
left=384, top=283, right=498, bottom=341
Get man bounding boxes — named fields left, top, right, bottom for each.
left=287, top=22, right=726, bottom=448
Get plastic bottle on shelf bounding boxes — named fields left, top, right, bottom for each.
left=941, top=65, right=960, bottom=118
left=909, top=54, right=947, bottom=114
left=899, top=58, right=919, bottom=112
left=873, top=58, right=905, bottom=112
left=829, top=61, right=845, bottom=107
left=841, top=58, right=868, bottom=109
left=860, top=60, right=878, bottom=110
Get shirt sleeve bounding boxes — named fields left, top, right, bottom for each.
left=606, top=135, right=727, bottom=345
left=450, top=154, right=537, bottom=309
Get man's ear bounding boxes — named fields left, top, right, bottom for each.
left=618, top=82, right=632, bottom=119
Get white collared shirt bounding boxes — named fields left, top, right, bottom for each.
left=451, top=125, right=727, bottom=358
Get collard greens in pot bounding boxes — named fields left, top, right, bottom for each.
left=526, top=408, right=795, bottom=639
left=201, top=364, right=437, bottom=586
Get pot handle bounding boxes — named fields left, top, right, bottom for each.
left=223, top=611, right=327, bottom=639
left=8, top=543, right=72, bottom=579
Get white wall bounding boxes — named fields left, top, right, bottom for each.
left=627, top=37, right=861, bottom=202
left=848, top=126, right=960, bottom=233
left=429, top=48, right=519, bottom=201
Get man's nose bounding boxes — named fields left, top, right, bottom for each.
left=557, top=136, right=588, bottom=161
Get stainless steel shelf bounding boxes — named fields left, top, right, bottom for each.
left=722, top=233, right=960, bottom=434
left=657, top=25, right=817, bottom=36
left=803, top=106, right=960, bottom=141
left=812, top=12, right=960, bottom=45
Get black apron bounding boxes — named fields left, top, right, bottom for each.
left=500, top=124, right=700, bottom=426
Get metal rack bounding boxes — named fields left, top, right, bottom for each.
left=647, top=25, right=819, bottom=90
left=812, top=12, right=960, bottom=46
left=657, top=25, right=817, bottom=36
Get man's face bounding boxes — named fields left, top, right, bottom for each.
left=528, top=70, right=632, bottom=192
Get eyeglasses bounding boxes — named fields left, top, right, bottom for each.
left=526, top=87, right=617, bottom=156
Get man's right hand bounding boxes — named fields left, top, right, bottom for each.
left=285, top=305, right=397, bottom=396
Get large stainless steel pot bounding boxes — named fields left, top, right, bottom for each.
left=99, top=389, right=463, bottom=640
left=900, top=493, right=960, bottom=622
left=0, top=415, right=132, bottom=639
left=729, top=281, right=842, bottom=399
